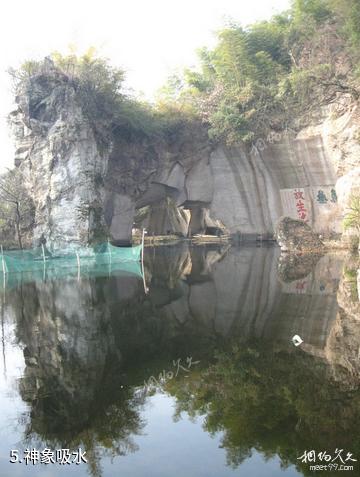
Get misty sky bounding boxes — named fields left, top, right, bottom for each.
left=0, top=0, right=290, bottom=172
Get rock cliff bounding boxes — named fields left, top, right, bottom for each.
left=8, top=61, right=360, bottom=246
left=9, top=59, right=109, bottom=249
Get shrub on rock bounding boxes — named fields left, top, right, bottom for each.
left=275, top=216, right=325, bottom=253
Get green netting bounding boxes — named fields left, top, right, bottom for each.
left=0, top=261, right=143, bottom=291
left=0, top=242, right=142, bottom=274
left=0, top=242, right=143, bottom=291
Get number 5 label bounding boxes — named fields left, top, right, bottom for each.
left=10, top=450, right=19, bottom=463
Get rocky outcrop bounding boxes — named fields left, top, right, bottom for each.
left=298, top=94, right=360, bottom=245
left=138, top=137, right=340, bottom=239
left=275, top=216, right=325, bottom=252
left=9, top=59, right=110, bottom=250
left=8, top=61, right=360, bottom=246
left=135, top=198, right=190, bottom=237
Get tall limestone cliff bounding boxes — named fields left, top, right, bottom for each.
left=8, top=60, right=360, bottom=246
left=9, top=59, right=110, bottom=249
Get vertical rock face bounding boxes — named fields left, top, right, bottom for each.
left=136, top=198, right=190, bottom=237
left=336, top=167, right=360, bottom=246
left=209, top=138, right=339, bottom=237
left=133, top=134, right=340, bottom=239
left=105, top=193, right=135, bottom=245
left=8, top=63, right=360, bottom=244
left=298, top=96, right=360, bottom=242
left=133, top=99, right=359, bottom=239
left=9, top=61, right=109, bottom=250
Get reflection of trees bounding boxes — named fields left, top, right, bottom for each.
left=167, top=341, right=360, bottom=475
left=20, top=379, right=144, bottom=477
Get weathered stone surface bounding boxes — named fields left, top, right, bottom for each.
left=337, top=167, right=360, bottom=204
left=106, top=193, right=135, bottom=245
left=210, top=145, right=271, bottom=235
left=208, top=136, right=341, bottom=237
left=136, top=198, right=190, bottom=236
left=298, top=95, right=360, bottom=177
left=9, top=62, right=110, bottom=249
left=8, top=62, right=360, bottom=244
left=155, top=162, right=186, bottom=192
left=275, top=216, right=325, bottom=252
left=185, top=157, right=213, bottom=204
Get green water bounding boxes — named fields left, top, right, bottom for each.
left=0, top=243, right=359, bottom=476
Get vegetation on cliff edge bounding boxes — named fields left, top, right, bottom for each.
left=5, top=0, right=360, bottom=246
left=11, top=48, right=200, bottom=149
left=10, top=0, right=360, bottom=148
left=160, top=0, right=360, bottom=145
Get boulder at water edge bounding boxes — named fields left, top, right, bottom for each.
left=275, top=216, right=325, bottom=253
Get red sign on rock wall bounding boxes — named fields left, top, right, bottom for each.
left=280, top=188, right=311, bottom=223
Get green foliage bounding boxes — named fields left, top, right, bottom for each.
left=167, top=342, right=360, bottom=474
left=329, top=0, right=360, bottom=49
left=51, top=49, right=126, bottom=145
left=168, top=19, right=294, bottom=143
left=343, top=266, right=359, bottom=298
left=13, top=49, right=202, bottom=148
left=11, top=0, right=360, bottom=149
left=292, top=0, right=333, bottom=25
left=343, top=194, right=360, bottom=233
left=171, top=0, right=360, bottom=145
left=186, top=23, right=292, bottom=143
left=246, top=19, right=292, bottom=68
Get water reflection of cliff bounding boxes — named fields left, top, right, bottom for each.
left=323, top=256, right=360, bottom=387
left=2, top=244, right=360, bottom=476
left=10, top=274, right=145, bottom=477
left=146, top=244, right=342, bottom=351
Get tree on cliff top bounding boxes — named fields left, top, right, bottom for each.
left=53, top=48, right=125, bottom=123
left=164, top=0, right=360, bottom=145
left=52, top=50, right=199, bottom=142
left=11, top=0, right=360, bottom=150
left=12, top=49, right=163, bottom=146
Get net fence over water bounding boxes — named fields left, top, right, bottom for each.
left=0, top=242, right=142, bottom=276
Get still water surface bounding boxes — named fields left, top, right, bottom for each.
left=0, top=243, right=359, bottom=476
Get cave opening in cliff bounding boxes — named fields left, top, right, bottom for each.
left=204, top=226, right=224, bottom=236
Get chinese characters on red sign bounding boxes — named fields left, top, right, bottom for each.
left=293, top=189, right=308, bottom=221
